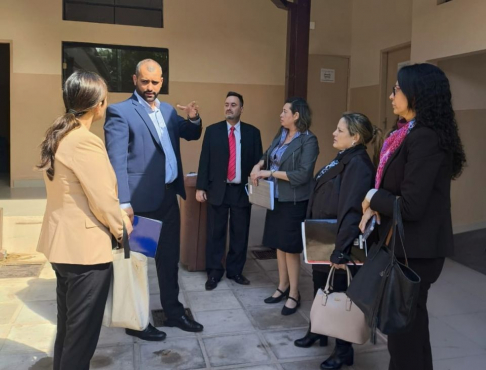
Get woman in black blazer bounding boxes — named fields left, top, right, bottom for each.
left=360, top=64, right=466, bottom=370
left=294, top=113, right=382, bottom=370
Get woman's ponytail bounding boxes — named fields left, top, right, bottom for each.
left=36, top=71, right=107, bottom=180
left=37, top=113, right=80, bottom=180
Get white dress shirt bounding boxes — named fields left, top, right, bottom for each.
left=134, top=90, right=178, bottom=184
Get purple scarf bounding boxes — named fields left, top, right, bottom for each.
left=375, top=120, right=415, bottom=188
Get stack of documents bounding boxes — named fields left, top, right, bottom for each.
left=246, top=177, right=275, bottom=210
left=302, top=219, right=367, bottom=265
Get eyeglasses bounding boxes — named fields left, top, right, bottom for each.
left=392, top=85, right=401, bottom=96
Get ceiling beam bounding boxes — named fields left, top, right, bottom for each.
left=271, top=0, right=289, bottom=10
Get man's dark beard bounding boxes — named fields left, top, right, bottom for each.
left=143, top=91, right=158, bottom=102
left=136, top=87, right=158, bottom=102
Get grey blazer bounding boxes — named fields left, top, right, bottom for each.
left=262, top=128, right=319, bottom=203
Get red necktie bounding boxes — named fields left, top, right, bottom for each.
left=227, top=126, right=236, bottom=181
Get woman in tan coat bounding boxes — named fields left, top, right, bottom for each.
left=37, top=71, right=132, bottom=370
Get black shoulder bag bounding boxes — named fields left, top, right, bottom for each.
left=346, top=197, right=421, bottom=343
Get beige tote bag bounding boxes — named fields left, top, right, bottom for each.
left=310, top=266, right=370, bottom=345
left=103, top=246, right=150, bottom=331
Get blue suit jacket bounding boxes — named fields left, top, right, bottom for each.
left=104, top=94, right=202, bottom=213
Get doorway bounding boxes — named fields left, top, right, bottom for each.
left=380, top=45, right=411, bottom=131
left=0, top=44, right=10, bottom=181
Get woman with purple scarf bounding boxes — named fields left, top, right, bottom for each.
left=360, top=64, right=466, bottom=370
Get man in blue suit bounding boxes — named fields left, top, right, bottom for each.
left=104, top=59, right=203, bottom=341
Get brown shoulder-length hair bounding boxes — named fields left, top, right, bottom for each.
left=37, top=71, right=107, bottom=180
left=286, top=97, right=312, bottom=133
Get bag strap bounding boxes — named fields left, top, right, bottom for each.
left=324, top=266, right=354, bottom=295
left=395, top=197, right=408, bottom=266
left=323, top=266, right=336, bottom=294
left=387, top=197, right=408, bottom=266
left=112, top=222, right=131, bottom=259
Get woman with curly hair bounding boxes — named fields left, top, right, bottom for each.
left=360, top=63, right=466, bottom=370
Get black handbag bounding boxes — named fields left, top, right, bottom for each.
left=346, top=198, right=421, bottom=343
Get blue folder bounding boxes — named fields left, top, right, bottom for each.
left=129, top=216, right=163, bottom=258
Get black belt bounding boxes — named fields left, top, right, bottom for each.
left=226, top=182, right=241, bottom=187
left=165, top=182, right=174, bottom=189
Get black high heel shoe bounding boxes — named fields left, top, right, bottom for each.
left=281, top=293, right=300, bottom=316
left=320, top=342, right=354, bottom=369
left=294, top=324, right=328, bottom=348
left=264, top=287, right=290, bottom=304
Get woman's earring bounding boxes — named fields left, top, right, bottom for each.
left=352, top=141, right=356, bottom=146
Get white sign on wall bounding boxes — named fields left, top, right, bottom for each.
left=320, top=68, right=335, bottom=83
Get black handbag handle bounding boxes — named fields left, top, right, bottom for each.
left=388, top=198, right=408, bottom=266
left=112, top=222, right=131, bottom=259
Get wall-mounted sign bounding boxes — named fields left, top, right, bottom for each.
left=320, top=68, right=335, bottom=83
left=397, top=61, right=411, bottom=70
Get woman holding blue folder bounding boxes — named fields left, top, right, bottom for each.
left=295, top=113, right=382, bottom=369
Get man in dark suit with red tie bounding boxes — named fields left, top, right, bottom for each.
left=196, top=92, right=263, bottom=290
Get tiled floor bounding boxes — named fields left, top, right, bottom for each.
left=0, top=251, right=386, bottom=370
left=2, top=251, right=485, bottom=369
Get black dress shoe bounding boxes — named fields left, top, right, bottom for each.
left=320, top=343, right=354, bottom=369
left=125, top=323, right=166, bottom=341
left=164, top=314, right=204, bottom=333
left=281, top=293, right=300, bottom=316
left=264, top=287, right=290, bottom=304
left=227, top=274, right=250, bottom=285
left=294, top=324, right=328, bottom=348
left=205, top=277, right=219, bottom=291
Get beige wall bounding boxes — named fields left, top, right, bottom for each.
left=349, top=85, right=380, bottom=125
left=412, top=0, right=486, bottom=63
left=349, top=0, right=413, bottom=131
left=307, top=55, right=350, bottom=170
left=438, top=54, right=486, bottom=232
left=0, top=0, right=287, bottom=185
left=309, top=0, right=352, bottom=57
left=350, top=0, right=413, bottom=89
left=438, top=53, right=486, bottom=111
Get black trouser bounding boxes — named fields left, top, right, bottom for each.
left=136, top=186, right=185, bottom=319
left=388, top=258, right=445, bottom=370
left=52, top=262, right=112, bottom=370
left=206, top=185, right=251, bottom=280
left=312, top=267, right=358, bottom=348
